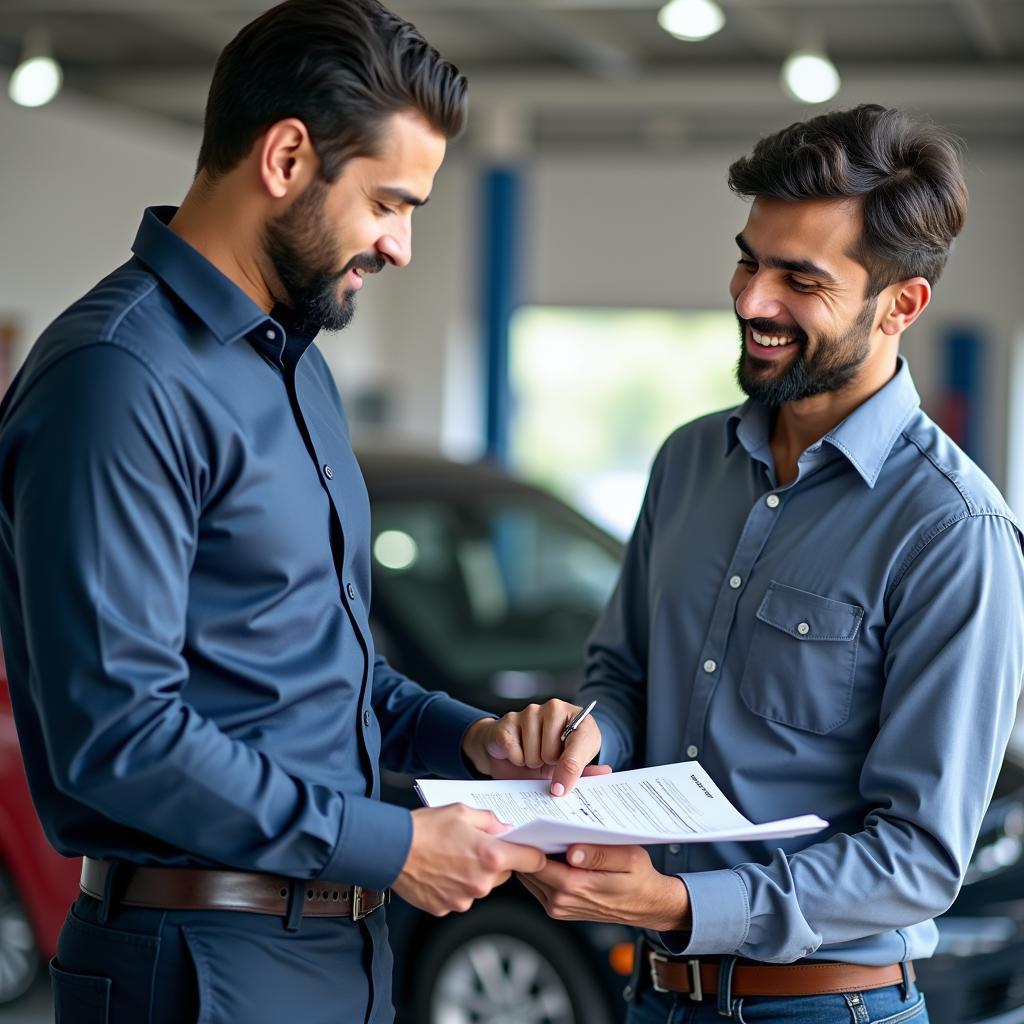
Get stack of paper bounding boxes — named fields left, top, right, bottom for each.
left=416, top=761, right=828, bottom=854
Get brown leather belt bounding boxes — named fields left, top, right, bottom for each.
left=648, top=948, right=915, bottom=1000
left=80, top=857, right=389, bottom=921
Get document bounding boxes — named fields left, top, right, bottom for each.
left=416, top=761, right=828, bottom=853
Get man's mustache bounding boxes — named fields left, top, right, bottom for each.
left=740, top=315, right=807, bottom=343
left=335, top=253, right=387, bottom=281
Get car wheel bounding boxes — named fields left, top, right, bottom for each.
left=0, top=868, right=38, bottom=1004
left=407, top=900, right=617, bottom=1024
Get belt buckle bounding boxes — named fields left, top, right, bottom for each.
left=648, top=950, right=669, bottom=994
left=352, top=886, right=390, bottom=921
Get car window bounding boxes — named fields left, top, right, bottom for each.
left=370, top=496, right=622, bottom=681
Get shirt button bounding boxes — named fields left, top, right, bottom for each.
left=347, top=583, right=357, bottom=601
left=363, top=710, right=371, bottom=728
left=669, top=844, right=681, bottom=854
left=323, top=464, right=334, bottom=480
left=266, top=328, right=276, bottom=340
left=797, top=621, right=810, bottom=636
left=703, top=659, right=717, bottom=674
left=686, top=745, right=699, bottom=758
left=766, top=494, right=780, bottom=508
left=729, top=575, right=742, bottom=589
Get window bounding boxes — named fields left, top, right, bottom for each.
left=510, top=306, right=744, bottom=537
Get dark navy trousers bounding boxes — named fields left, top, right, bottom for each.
left=50, top=892, right=394, bottom=1024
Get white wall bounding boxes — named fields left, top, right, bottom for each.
left=0, top=92, right=198, bottom=366
left=1, top=90, right=1021, bottom=496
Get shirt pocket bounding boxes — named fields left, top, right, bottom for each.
left=739, top=581, right=864, bottom=735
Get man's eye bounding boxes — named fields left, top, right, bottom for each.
left=737, top=258, right=757, bottom=271
left=375, top=202, right=397, bottom=216
left=790, top=278, right=817, bottom=291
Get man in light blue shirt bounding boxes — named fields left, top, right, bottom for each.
left=517, top=106, right=1024, bottom=1022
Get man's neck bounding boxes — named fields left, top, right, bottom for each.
left=770, top=354, right=898, bottom=485
left=168, top=184, right=276, bottom=314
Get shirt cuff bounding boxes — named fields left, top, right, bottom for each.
left=417, top=695, right=495, bottom=780
left=319, top=795, right=413, bottom=890
left=659, top=869, right=750, bottom=956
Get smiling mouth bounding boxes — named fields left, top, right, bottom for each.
left=750, top=328, right=799, bottom=349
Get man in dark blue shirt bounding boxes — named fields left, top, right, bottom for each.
left=0, top=3, right=602, bottom=1022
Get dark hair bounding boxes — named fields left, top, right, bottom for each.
left=196, top=0, right=467, bottom=182
left=727, top=105, right=967, bottom=294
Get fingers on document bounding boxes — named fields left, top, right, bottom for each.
left=463, top=806, right=511, bottom=835
left=482, top=838, right=546, bottom=874
left=566, top=844, right=640, bottom=871
left=551, top=725, right=601, bottom=796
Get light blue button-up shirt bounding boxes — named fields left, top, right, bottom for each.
left=582, top=358, right=1024, bottom=966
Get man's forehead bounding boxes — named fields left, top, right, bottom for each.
left=743, top=196, right=866, bottom=278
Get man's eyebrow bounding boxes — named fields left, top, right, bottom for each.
left=735, top=233, right=837, bottom=285
left=377, top=186, right=430, bottom=208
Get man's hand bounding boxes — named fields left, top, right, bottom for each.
left=516, top=844, right=692, bottom=932
left=462, top=699, right=610, bottom=796
left=392, top=804, right=547, bottom=917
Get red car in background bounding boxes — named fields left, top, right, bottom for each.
left=0, top=653, right=80, bottom=1004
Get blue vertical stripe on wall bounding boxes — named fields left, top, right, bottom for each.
left=481, top=166, right=521, bottom=463
left=938, top=326, right=984, bottom=470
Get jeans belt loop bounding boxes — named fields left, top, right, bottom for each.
left=717, top=955, right=739, bottom=1016
left=284, top=880, right=305, bottom=932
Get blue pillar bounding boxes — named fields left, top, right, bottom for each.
left=481, top=166, right=522, bottom=463
left=937, top=326, right=984, bottom=469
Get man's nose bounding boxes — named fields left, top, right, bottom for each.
left=376, top=225, right=411, bottom=268
left=735, top=272, right=785, bottom=322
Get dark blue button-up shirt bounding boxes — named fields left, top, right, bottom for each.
left=583, top=359, right=1024, bottom=965
left=0, top=207, right=485, bottom=893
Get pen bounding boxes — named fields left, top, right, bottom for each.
left=560, top=699, right=597, bottom=743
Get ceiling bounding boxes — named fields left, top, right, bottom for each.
left=1, top=0, right=1022, bottom=153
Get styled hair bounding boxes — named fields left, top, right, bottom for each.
left=727, top=105, right=968, bottom=294
left=196, top=0, right=467, bottom=183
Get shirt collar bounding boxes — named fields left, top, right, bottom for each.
left=131, top=206, right=280, bottom=351
left=725, top=357, right=920, bottom=487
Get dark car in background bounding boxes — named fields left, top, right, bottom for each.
left=0, top=450, right=1023, bottom=1024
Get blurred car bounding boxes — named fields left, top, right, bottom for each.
left=360, top=450, right=635, bottom=1024
left=0, top=449, right=1023, bottom=1024
left=0, top=650, right=80, bottom=1005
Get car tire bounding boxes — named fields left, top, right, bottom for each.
left=406, top=899, right=618, bottom=1024
left=0, top=867, right=39, bottom=1004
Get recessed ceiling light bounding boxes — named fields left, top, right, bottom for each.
left=658, top=0, right=726, bottom=43
left=7, top=30, right=63, bottom=109
left=781, top=50, right=841, bottom=104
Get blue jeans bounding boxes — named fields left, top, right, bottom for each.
left=627, top=980, right=928, bottom=1024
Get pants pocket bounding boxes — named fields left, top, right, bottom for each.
left=869, top=995, right=928, bottom=1024
left=50, top=958, right=111, bottom=1024
left=57, top=904, right=162, bottom=1023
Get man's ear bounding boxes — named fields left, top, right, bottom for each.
left=879, top=277, right=931, bottom=337
left=257, top=118, right=316, bottom=200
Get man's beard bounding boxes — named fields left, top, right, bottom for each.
left=735, top=298, right=877, bottom=407
left=263, top=178, right=385, bottom=337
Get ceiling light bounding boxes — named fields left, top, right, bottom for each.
left=781, top=50, right=840, bottom=104
left=658, top=0, right=726, bottom=42
left=8, top=29, right=63, bottom=109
